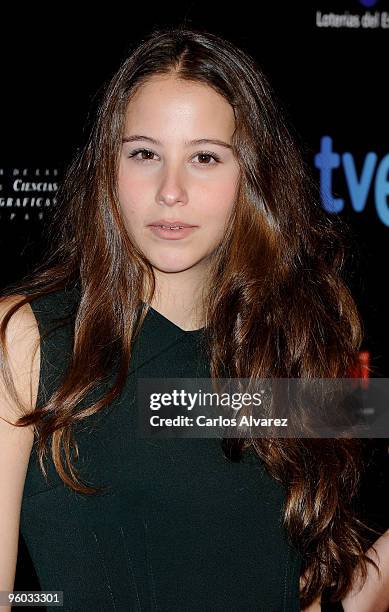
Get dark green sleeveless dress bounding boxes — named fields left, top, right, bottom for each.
left=20, top=288, right=302, bottom=611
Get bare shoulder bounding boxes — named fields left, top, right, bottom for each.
left=0, top=293, right=41, bottom=424
left=0, top=294, right=40, bottom=594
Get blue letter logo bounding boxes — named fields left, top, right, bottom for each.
left=315, top=136, right=389, bottom=226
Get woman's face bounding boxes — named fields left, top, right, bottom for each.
left=118, top=74, right=240, bottom=276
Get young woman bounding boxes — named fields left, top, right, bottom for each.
left=0, top=26, right=386, bottom=611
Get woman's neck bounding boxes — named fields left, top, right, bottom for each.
left=142, top=268, right=207, bottom=332
left=148, top=298, right=204, bottom=332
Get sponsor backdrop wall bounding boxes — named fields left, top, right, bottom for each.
left=1, top=2, right=387, bottom=599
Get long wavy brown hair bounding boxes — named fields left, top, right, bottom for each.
left=0, top=25, right=381, bottom=608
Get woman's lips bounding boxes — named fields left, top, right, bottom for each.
left=148, top=225, right=197, bottom=240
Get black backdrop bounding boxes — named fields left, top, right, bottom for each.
left=1, top=2, right=388, bottom=604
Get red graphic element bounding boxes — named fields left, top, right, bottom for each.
left=349, top=350, right=370, bottom=390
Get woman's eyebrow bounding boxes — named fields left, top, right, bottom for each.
left=122, top=134, right=232, bottom=149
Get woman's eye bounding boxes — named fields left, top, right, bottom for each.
left=193, top=152, right=221, bottom=165
left=128, top=148, right=156, bottom=162
left=128, top=148, right=221, bottom=166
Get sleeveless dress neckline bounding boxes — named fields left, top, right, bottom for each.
left=141, top=301, right=205, bottom=336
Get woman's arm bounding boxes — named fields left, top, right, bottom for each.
left=300, top=529, right=389, bottom=612
left=341, top=529, right=389, bottom=612
left=0, top=296, right=40, bottom=611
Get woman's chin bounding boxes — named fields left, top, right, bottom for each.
left=149, top=256, right=203, bottom=274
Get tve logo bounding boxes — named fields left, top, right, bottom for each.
left=314, top=136, right=389, bottom=226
